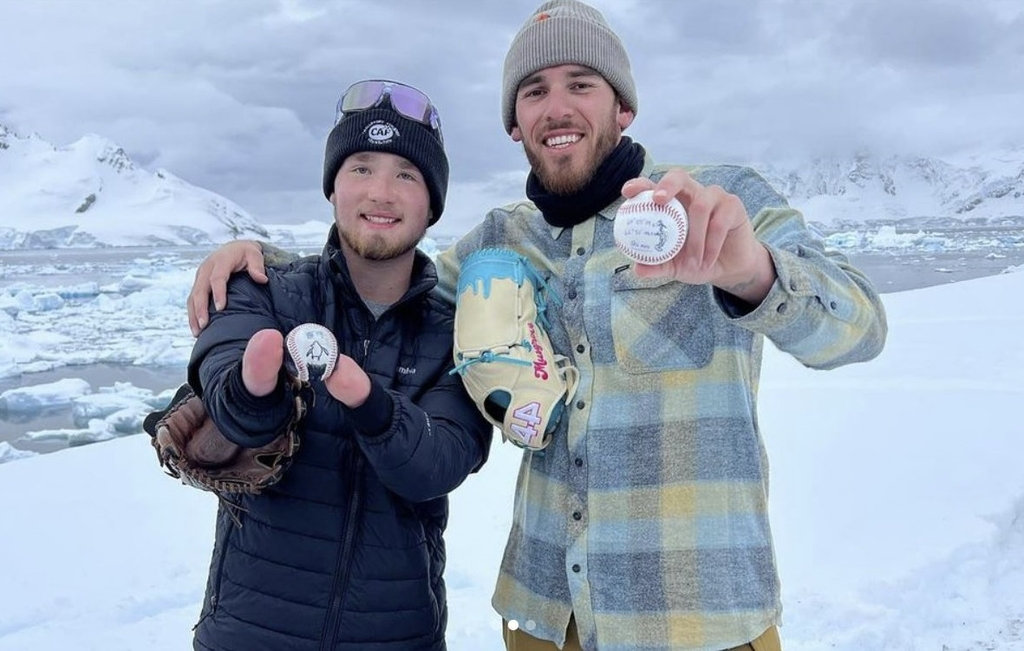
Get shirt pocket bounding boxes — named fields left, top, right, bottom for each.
left=610, top=269, right=715, bottom=374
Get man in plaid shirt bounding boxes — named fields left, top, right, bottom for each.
left=189, top=2, right=887, bottom=649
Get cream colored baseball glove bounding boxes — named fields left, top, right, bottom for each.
left=451, top=248, right=579, bottom=451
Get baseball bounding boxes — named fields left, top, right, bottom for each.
left=613, top=190, right=688, bottom=265
left=285, top=323, right=338, bottom=383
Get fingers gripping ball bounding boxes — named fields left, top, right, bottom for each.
left=285, top=324, right=339, bottom=383
left=452, top=248, right=579, bottom=451
left=613, top=190, right=688, bottom=265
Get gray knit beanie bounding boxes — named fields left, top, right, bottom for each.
left=501, top=0, right=637, bottom=134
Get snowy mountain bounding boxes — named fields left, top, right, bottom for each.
left=758, top=149, right=1024, bottom=229
left=2, top=121, right=1022, bottom=249
left=0, top=123, right=269, bottom=249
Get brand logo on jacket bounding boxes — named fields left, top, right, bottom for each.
left=398, top=366, right=417, bottom=375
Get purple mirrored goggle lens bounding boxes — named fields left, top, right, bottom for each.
left=335, top=80, right=443, bottom=143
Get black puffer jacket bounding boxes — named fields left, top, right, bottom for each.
left=187, top=231, right=492, bottom=651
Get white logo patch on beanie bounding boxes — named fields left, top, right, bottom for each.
left=363, top=120, right=400, bottom=144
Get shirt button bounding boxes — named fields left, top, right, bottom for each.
left=576, top=344, right=585, bottom=353
left=790, top=281, right=798, bottom=291
left=567, top=289, right=577, bottom=300
left=777, top=302, right=787, bottom=314
left=576, top=400, right=586, bottom=410
left=572, top=564, right=581, bottom=573
left=576, top=247, right=586, bottom=256
left=572, top=511, right=582, bottom=521
left=574, top=458, right=583, bottom=467
left=830, top=300, right=838, bottom=310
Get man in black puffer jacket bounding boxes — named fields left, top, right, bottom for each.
left=186, top=79, right=492, bottom=651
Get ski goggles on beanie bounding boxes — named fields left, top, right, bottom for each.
left=335, top=79, right=444, bottom=144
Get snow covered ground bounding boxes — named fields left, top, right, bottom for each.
left=1, top=236, right=1023, bottom=649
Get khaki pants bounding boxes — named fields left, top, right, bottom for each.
left=502, top=615, right=782, bottom=651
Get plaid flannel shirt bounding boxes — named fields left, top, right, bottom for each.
left=435, top=158, right=887, bottom=651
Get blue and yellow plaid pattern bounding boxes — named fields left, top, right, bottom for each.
left=435, top=159, right=887, bottom=651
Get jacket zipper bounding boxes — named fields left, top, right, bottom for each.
left=318, top=455, right=364, bottom=651
left=318, top=311, right=376, bottom=648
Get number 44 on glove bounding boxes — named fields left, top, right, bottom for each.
left=451, top=248, right=579, bottom=451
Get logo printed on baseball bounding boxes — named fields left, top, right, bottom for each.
left=613, top=190, right=688, bottom=265
left=285, top=323, right=339, bottom=383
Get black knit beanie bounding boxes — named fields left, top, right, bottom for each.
left=322, top=107, right=448, bottom=224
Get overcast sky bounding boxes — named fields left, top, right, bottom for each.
left=2, top=0, right=1022, bottom=236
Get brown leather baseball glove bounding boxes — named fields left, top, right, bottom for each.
left=143, top=383, right=303, bottom=495
left=144, top=324, right=337, bottom=497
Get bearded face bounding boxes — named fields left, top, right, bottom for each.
left=511, top=65, right=634, bottom=196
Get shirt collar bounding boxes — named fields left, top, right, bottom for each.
left=545, top=151, right=657, bottom=240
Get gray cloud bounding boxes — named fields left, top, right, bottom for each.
left=833, top=1, right=1005, bottom=68
left=1, top=0, right=1022, bottom=235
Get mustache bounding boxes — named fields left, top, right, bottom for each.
left=540, top=120, right=580, bottom=136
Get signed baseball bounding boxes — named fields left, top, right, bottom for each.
left=285, top=323, right=338, bottom=383
left=613, top=190, right=688, bottom=265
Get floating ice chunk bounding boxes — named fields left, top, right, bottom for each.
left=147, top=386, right=181, bottom=410
left=97, top=381, right=154, bottom=399
left=133, top=337, right=192, bottom=367
left=125, top=286, right=184, bottom=310
left=55, top=282, right=101, bottom=299
left=0, top=357, right=19, bottom=380
left=31, top=292, right=66, bottom=311
left=0, top=441, right=38, bottom=464
left=91, top=293, right=121, bottom=312
left=119, top=276, right=154, bottom=292
left=0, top=378, right=92, bottom=413
left=106, top=407, right=145, bottom=435
left=0, top=293, right=20, bottom=316
left=868, top=226, right=934, bottom=250
left=919, top=236, right=949, bottom=253
left=72, top=391, right=153, bottom=428
left=825, top=232, right=866, bottom=249
left=13, top=290, right=36, bottom=311
left=22, top=419, right=116, bottom=446
left=20, top=360, right=62, bottom=373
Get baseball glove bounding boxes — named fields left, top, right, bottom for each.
left=451, top=248, right=579, bottom=451
left=144, top=323, right=337, bottom=497
left=144, top=383, right=304, bottom=496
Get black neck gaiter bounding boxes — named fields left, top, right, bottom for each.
left=526, top=137, right=646, bottom=229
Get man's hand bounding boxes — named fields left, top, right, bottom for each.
left=324, top=355, right=371, bottom=408
left=188, top=240, right=268, bottom=336
left=244, top=329, right=369, bottom=407
left=242, top=329, right=285, bottom=397
left=622, top=170, right=776, bottom=304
